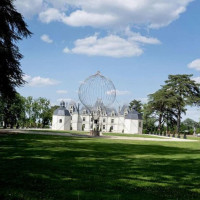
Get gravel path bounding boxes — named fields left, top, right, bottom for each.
left=105, top=136, right=197, bottom=142
left=0, top=129, right=197, bottom=142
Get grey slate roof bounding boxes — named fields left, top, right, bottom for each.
left=53, top=107, right=71, bottom=116
left=119, top=105, right=129, bottom=115
left=125, top=109, right=143, bottom=120
left=67, top=101, right=80, bottom=114
left=55, top=99, right=142, bottom=119
left=80, top=106, right=90, bottom=114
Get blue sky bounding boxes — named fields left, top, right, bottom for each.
left=15, top=0, right=200, bottom=121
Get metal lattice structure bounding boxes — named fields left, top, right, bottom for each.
left=78, top=71, right=116, bottom=111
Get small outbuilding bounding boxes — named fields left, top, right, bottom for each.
left=52, top=101, right=71, bottom=131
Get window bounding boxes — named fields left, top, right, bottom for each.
left=103, top=125, right=106, bottom=130
left=82, top=124, right=85, bottom=131
left=83, top=117, right=85, bottom=121
left=111, top=112, right=115, bottom=116
left=103, top=118, right=106, bottom=123
left=139, top=122, right=142, bottom=128
left=110, top=126, right=113, bottom=132
left=111, top=119, right=114, bottom=123
left=91, top=117, right=93, bottom=122
left=59, top=119, right=62, bottom=123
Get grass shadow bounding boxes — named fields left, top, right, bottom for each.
left=0, top=134, right=200, bottom=200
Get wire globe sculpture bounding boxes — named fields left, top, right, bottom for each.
left=78, top=71, right=116, bottom=111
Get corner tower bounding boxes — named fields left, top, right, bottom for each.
left=52, top=101, right=71, bottom=131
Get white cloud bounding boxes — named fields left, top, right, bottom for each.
left=63, top=33, right=160, bottom=58
left=116, top=90, right=131, bottom=95
left=41, top=34, right=53, bottom=43
left=56, top=90, right=68, bottom=94
left=107, top=89, right=130, bottom=96
left=15, top=0, right=192, bottom=58
left=15, top=0, right=43, bottom=18
left=192, top=77, right=200, bottom=84
left=24, top=75, right=60, bottom=87
left=36, top=0, right=193, bottom=29
left=125, top=28, right=161, bottom=45
left=188, top=59, right=200, bottom=71
left=23, top=74, right=32, bottom=82
left=63, top=47, right=70, bottom=53
left=39, top=8, right=64, bottom=23
left=64, top=34, right=143, bottom=58
left=62, top=10, right=116, bottom=27
left=39, top=8, right=116, bottom=27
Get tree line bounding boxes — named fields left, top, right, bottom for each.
left=129, top=74, right=200, bottom=136
left=0, top=93, right=58, bottom=128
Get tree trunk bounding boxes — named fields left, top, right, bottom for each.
left=3, top=117, right=7, bottom=129
left=3, top=122, right=7, bottom=129
left=158, top=114, right=162, bottom=134
left=166, top=112, right=169, bottom=136
left=176, top=110, right=181, bottom=137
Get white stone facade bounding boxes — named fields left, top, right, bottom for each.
left=52, top=115, right=71, bottom=131
left=52, top=101, right=143, bottom=134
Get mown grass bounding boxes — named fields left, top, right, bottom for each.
left=0, top=134, right=200, bottom=200
left=102, top=132, right=163, bottom=138
left=27, top=129, right=89, bottom=134
left=187, top=135, right=200, bottom=141
left=27, top=130, right=162, bottom=139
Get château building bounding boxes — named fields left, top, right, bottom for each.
left=52, top=100, right=143, bottom=134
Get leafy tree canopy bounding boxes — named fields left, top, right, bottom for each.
left=0, top=0, right=32, bottom=98
left=164, top=74, right=200, bottom=133
left=129, top=99, right=143, bottom=113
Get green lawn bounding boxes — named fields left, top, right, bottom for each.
left=27, top=129, right=90, bottom=134
left=27, top=130, right=163, bottom=139
left=187, top=135, right=200, bottom=141
left=0, top=134, right=200, bottom=200
left=102, top=132, right=164, bottom=138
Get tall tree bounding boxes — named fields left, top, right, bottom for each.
left=129, top=99, right=143, bottom=113
left=37, top=98, right=51, bottom=128
left=0, top=0, right=32, bottom=98
left=0, top=93, right=25, bottom=128
left=25, top=96, right=34, bottom=127
left=142, top=103, right=157, bottom=133
left=148, top=87, right=177, bottom=134
left=181, top=118, right=199, bottom=133
left=164, top=74, right=200, bottom=134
